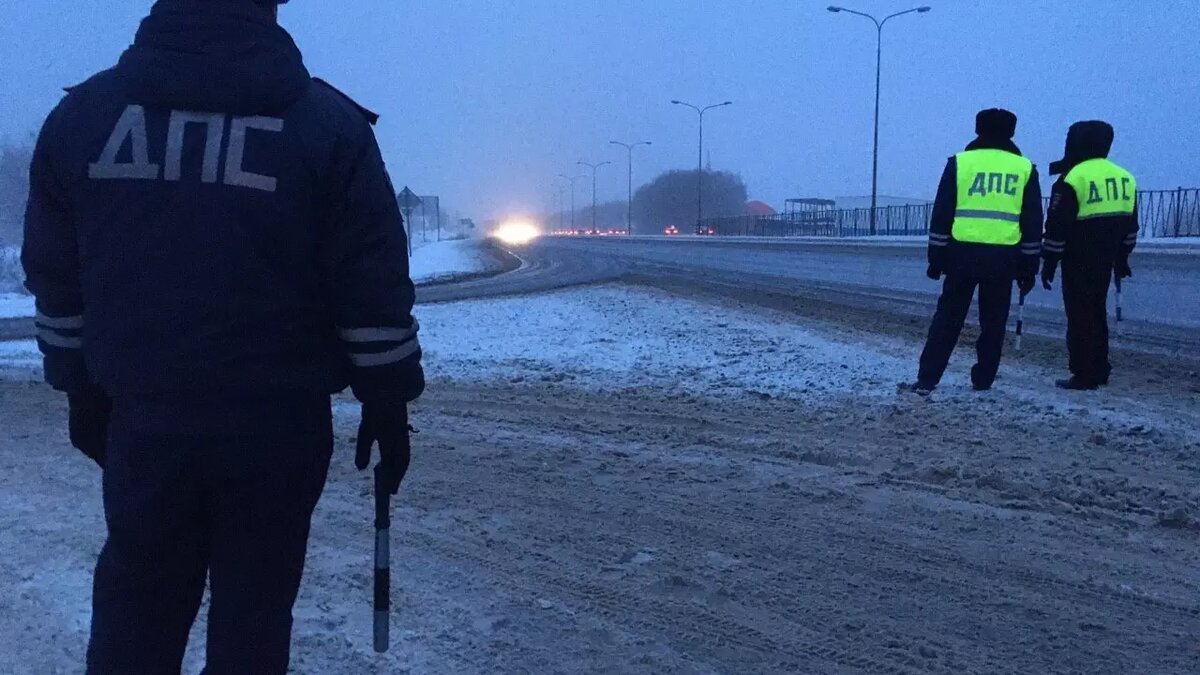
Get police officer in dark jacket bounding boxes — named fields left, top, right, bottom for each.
left=21, top=0, right=423, bottom=671
left=1041, top=121, right=1138, bottom=390
left=908, top=109, right=1043, bottom=394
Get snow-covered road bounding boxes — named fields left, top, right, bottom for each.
left=2, top=284, right=1198, bottom=673
left=540, top=235, right=1200, bottom=330
left=0, top=238, right=501, bottom=323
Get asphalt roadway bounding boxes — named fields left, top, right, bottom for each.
left=477, top=235, right=1200, bottom=356
left=4, top=236, right=1197, bottom=355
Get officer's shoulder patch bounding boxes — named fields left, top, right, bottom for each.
left=312, top=78, right=380, bottom=125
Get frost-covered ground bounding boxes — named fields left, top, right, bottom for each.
left=0, top=293, right=33, bottom=320
left=1, top=284, right=1198, bottom=673
left=0, top=246, right=23, bottom=296
left=419, top=286, right=917, bottom=401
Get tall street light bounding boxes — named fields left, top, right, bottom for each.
left=610, top=140, right=652, bottom=235
left=671, top=100, right=732, bottom=230
left=828, top=4, right=931, bottom=235
left=554, top=182, right=567, bottom=232
left=557, top=173, right=585, bottom=231
left=577, top=160, right=612, bottom=233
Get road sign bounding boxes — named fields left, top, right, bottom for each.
left=397, top=187, right=422, bottom=258
left=397, top=187, right=423, bottom=213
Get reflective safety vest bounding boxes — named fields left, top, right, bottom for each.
left=1064, top=158, right=1137, bottom=220
left=952, top=149, right=1033, bottom=246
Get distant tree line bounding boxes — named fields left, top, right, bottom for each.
left=632, top=169, right=747, bottom=234
left=549, top=169, right=749, bottom=234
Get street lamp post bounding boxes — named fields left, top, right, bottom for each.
left=557, top=173, right=585, bottom=231
left=577, top=160, right=611, bottom=234
left=610, top=140, right=652, bottom=235
left=671, top=100, right=732, bottom=231
left=827, top=4, right=931, bottom=235
left=554, top=183, right=566, bottom=232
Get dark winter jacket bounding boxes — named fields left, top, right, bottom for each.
left=1042, top=179, right=1138, bottom=271
left=1042, top=127, right=1138, bottom=272
left=927, top=136, right=1044, bottom=280
left=22, top=0, right=422, bottom=414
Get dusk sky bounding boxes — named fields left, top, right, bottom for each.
left=2, top=1, right=1197, bottom=220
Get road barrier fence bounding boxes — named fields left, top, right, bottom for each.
left=701, top=188, right=1199, bottom=239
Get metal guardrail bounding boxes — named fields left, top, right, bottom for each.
left=704, top=188, right=1200, bottom=239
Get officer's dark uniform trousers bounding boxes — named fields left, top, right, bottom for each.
left=87, top=397, right=333, bottom=674
left=1062, top=261, right=1114, bottom=385
left=918, top=276, right=1013, bottom=389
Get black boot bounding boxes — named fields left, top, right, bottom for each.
left=1056, top=377, right=1099, bottom=391
left=970, top=365, right=994, bottom=392
left=900, top=382, right=934, bottom=396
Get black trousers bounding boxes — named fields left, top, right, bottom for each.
left=918, top=275, right=1014, bottom=389
left=86, top=398, right=333, bottom=675
left=1062, top=263, right=1113, bottom=385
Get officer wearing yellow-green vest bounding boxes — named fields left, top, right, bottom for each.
left=1041, top=121, right=1138, bottom=390
left=907, top=109, right=1043, bottom=395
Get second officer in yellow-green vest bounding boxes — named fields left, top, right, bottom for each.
left=908, top=108, right=1043, bottom=395
left=1041, top=121, right=1138, bottom=390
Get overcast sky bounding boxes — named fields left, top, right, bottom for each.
left=2, top=0, right=1197, bottom=219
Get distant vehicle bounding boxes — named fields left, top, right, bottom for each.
left=664, top=225, right=679, bottom=236
left=696, top=224, right=717, bottom=236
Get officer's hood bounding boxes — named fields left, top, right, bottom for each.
left=114, top=0, right=310, bottom=116
left=1049, top=121, right=1114, bottom=176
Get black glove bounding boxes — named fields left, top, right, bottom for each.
left=926, top=264, right=943, bottom=281
left=1041, top=260, right=1058, bottom=291
left=1115, top=260, right=1132, bottom=280
left=1017, top=276, right=1035, bottom=298
left=68, top=388, right=111, bottom=467
left=355, top=401, right=412, bottom=495
left=349, top=363, right=426, bottom=408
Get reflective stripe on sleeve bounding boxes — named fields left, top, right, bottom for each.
left=35, top=312, right=84, bottom=330
left=347, top=338, right=421, bottom=368
left=339, top=322, right=420, bottom=344
left=37, top=328, right=82, bottom=349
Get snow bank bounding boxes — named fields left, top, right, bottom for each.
left=409, top=238, right=493, bottom=284
left=417, top=285, right=917, bottom=402
left=0, top=293, right=34, bottom=320
left=0, top=247, right=23, bottom=294
left=0, top=339, right=40, bottom=381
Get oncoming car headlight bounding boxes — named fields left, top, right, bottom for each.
left=493, top=220, right=541, bottom=245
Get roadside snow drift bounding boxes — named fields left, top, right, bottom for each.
left=409, top=238, right=495, bottom=284
left=418, top=286, right=916, bottom=402
left=0, top=293, right=33, bottom=320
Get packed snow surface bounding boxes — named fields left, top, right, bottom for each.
left=1, top=285, right=1197, bottom=674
